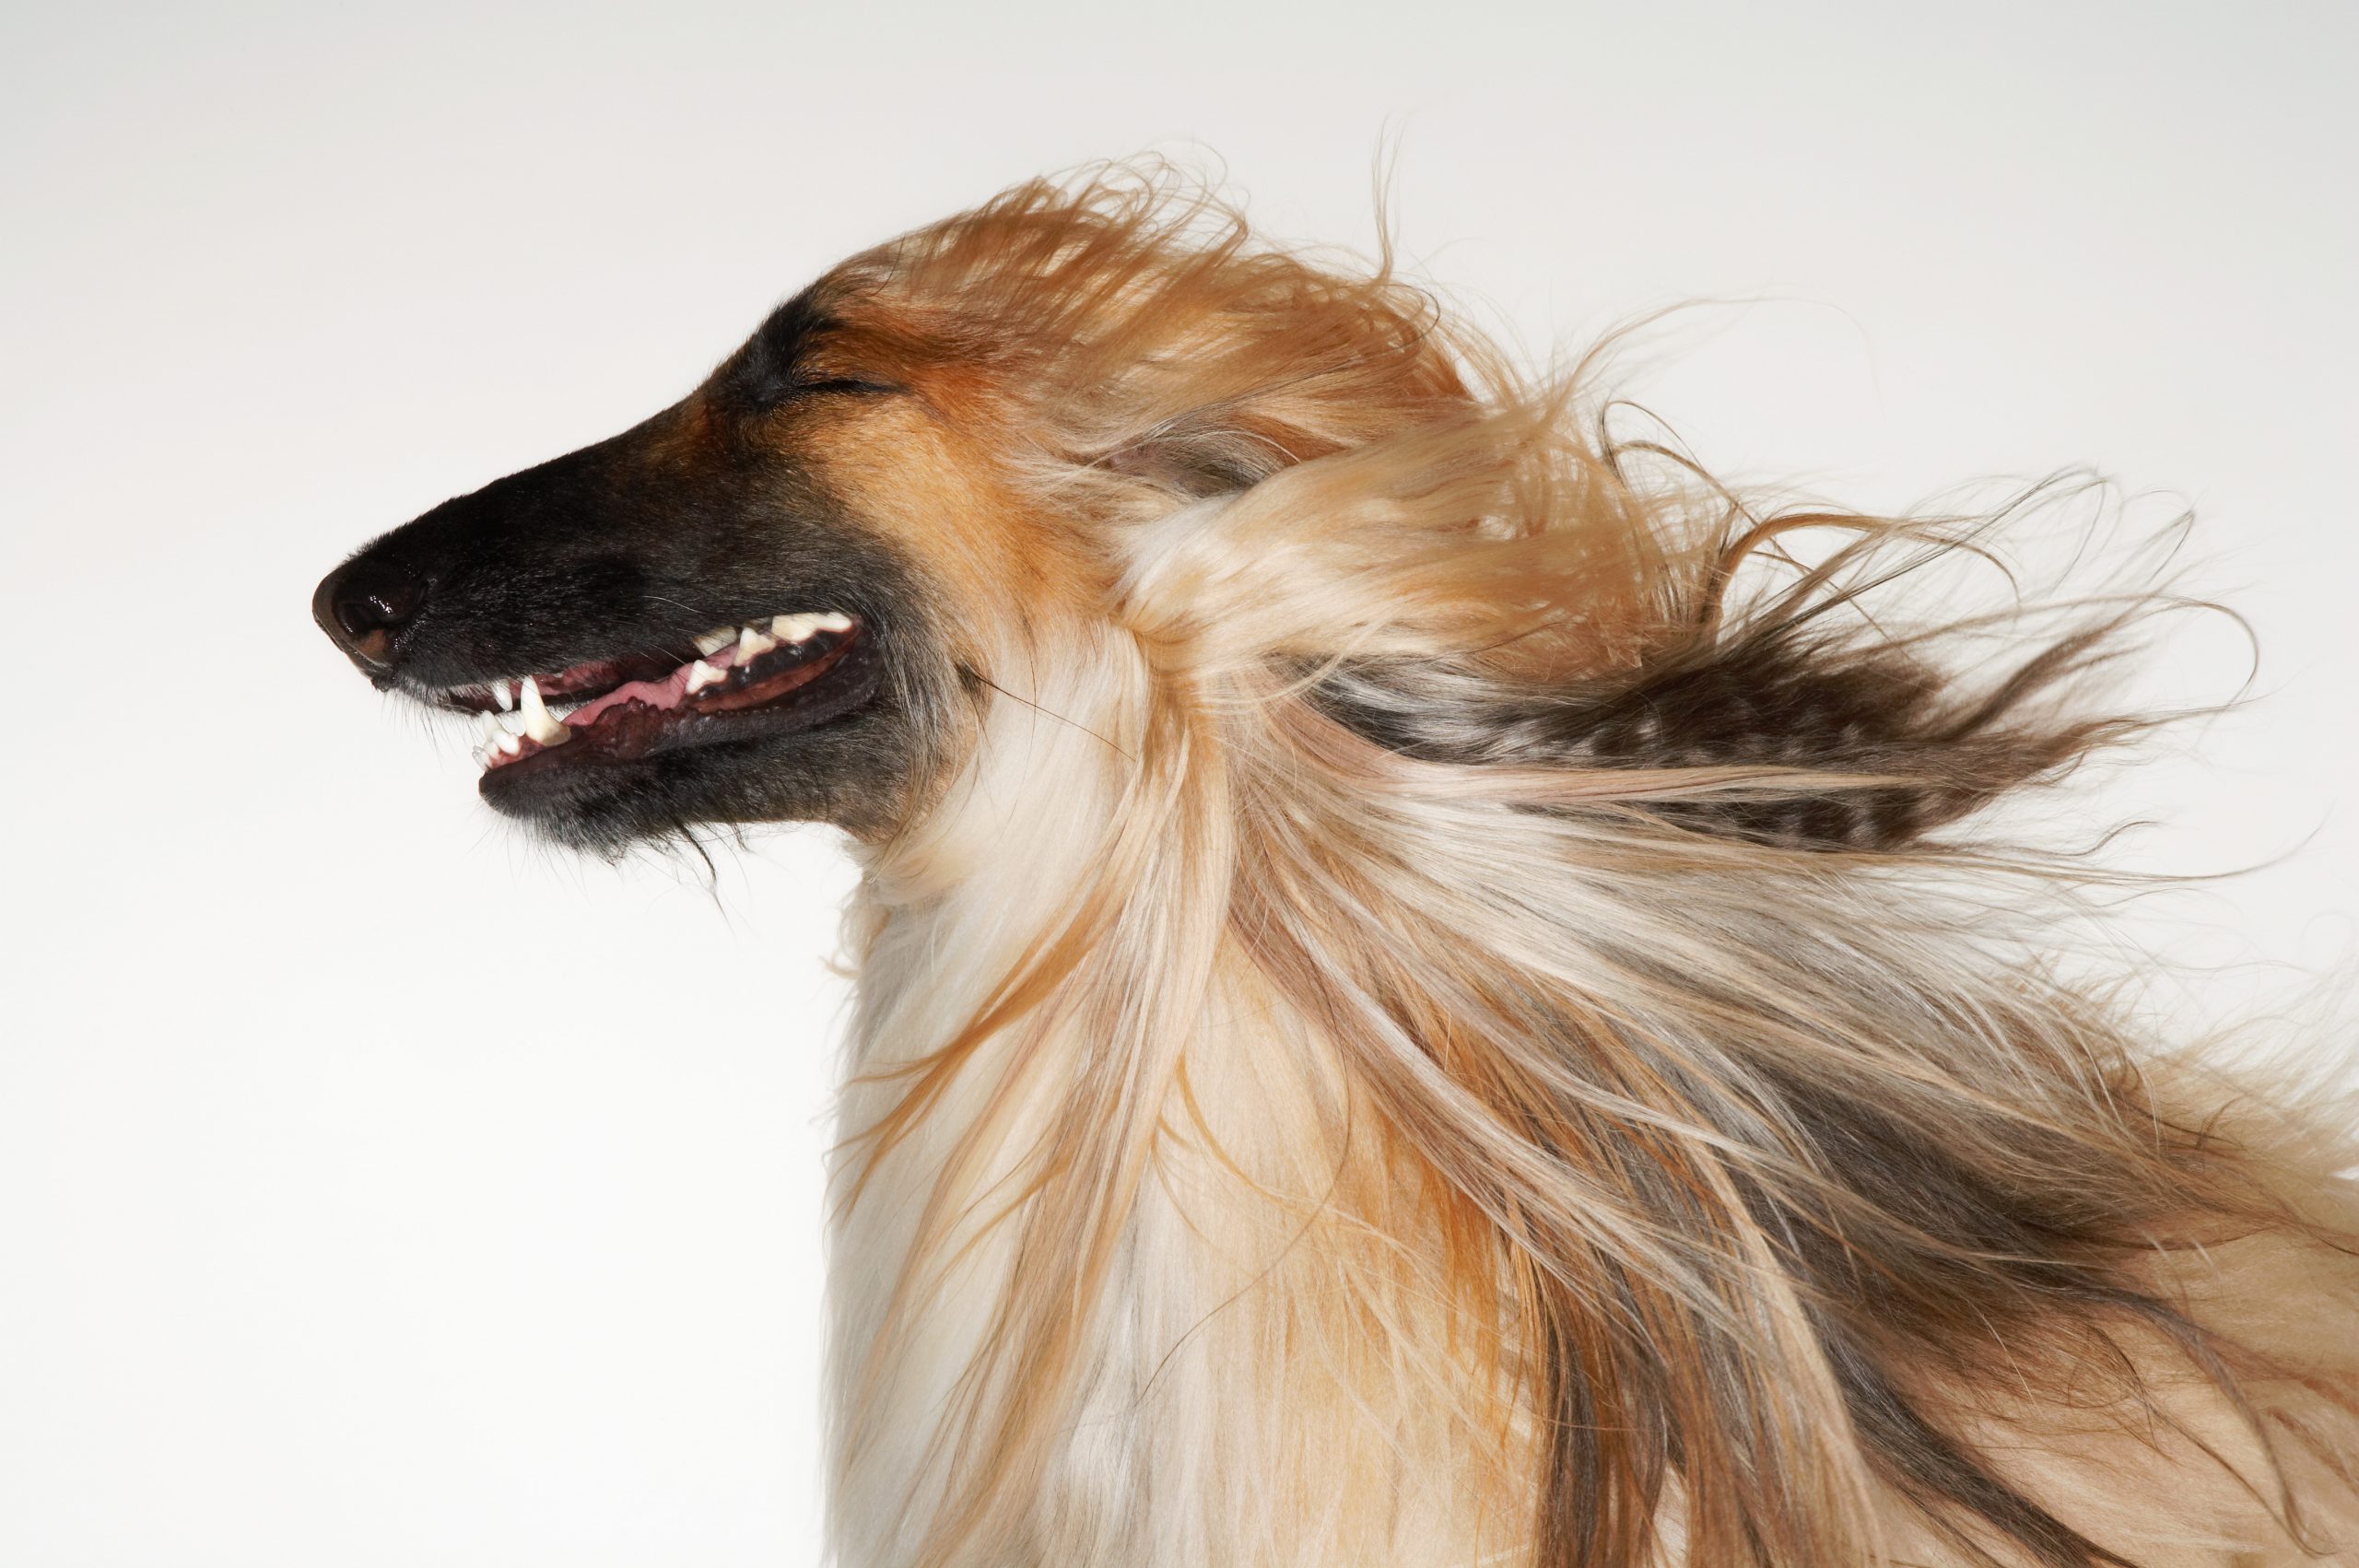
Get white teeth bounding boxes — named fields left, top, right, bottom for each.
left=517, top=675, right=570, bottom=745
left=471, top=614, right=855, bottom=766
left=753, top=611, right=850, bottom=646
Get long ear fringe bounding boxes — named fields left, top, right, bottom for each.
left=1125, top=380, right=2223, bottom=858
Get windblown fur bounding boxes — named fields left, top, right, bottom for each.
left=305, top=162, right=2359, bottom=1565
left=814, top=169, right=2359, bottom=1568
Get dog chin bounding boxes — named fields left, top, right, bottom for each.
left=475, top=702, right=905, bottom=853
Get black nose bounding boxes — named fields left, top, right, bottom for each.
left=312, top=556, right=428, bottom=671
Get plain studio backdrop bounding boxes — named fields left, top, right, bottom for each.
left=4, top=3, right=2355, bottom=1563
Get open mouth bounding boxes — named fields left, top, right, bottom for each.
left=443, top=611, right=879, bottom=778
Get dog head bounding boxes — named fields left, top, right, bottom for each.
left=312, top=173, right=1473, bottom=850
left=317, top=169, right=2086, bottom=865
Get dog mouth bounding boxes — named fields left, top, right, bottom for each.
left=439, top=611, right=879, bottom=779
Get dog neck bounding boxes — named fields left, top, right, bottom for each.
left=820, top=636, right=1527, bottom=1566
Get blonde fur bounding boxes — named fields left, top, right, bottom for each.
left=807, top=168, right=2359, bottom=1567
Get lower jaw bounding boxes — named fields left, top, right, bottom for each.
left=475, top=645, right=886, bottom=815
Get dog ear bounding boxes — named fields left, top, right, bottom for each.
left=1091, top=325, right=1479, bottom=503
left=1097, top=431, right=1275, bottom=497
left=1313, top=569, right=2149, bottom=854
left=1057, top=258, right=1477, bottom=500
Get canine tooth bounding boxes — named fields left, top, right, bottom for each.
left=517, top=675, right=569, bottom=744
left=490, top=680, right=514, bottom=711
left=770, top=614, right=817, bottom=643
left=693, top=626, right=736, bottom=656
left=736, top=626, right=779, bottom=661
left=686, top=659, right=726, bottom=694
left=812, top=612, right=853, bottom=633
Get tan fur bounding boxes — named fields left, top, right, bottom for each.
left=797, top=167, right=2359, bottom=1567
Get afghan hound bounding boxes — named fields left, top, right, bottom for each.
left=313, top=166, right=2359, bottom=1567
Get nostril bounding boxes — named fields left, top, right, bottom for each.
left=312, top=557, right=428, bottom=669
left=334, top=578, right=419, bottom=637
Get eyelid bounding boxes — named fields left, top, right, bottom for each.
left=786, top=376, right=900, bottom=398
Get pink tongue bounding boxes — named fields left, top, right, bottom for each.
left=564, top=644, right=738, bottom=730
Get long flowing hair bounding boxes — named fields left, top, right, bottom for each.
left=822, top=167, right=2359, bottom=1567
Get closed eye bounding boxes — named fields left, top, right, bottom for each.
left=786, top=376, right=901, bottom=399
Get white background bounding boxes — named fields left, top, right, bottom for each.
left=4, top=3, right=2353, bottom=1563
